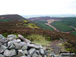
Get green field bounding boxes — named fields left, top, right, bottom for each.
left=61, top=17, right=76, bottom=27
left=51, top=21, right=74, bottom=32
left=71, top=31, right=76, bottom=36
left=34, top=20, right=54, bottom=31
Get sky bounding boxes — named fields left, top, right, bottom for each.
left=0, top=0, right=76, bottom=15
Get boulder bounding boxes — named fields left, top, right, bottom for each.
left=16, top=39, right=21, bottom=43
left=4, top=49, right=16, bottom=57
left=39, top=48, right=45, bottom=55
left=18, top=34, right=31, bottom=43
left=28, top=48, right=36, bottom=55
left=9, top=44, right=15, bottom=49
left=0, top=45, right=7, bottom=53
left=14, top=42, right=22, bottom=49
left=21, top=56, right=27, bottom=57
left=32, top=52, right=39, bottom=57
left=0, top=54, right=4, bottom=57
left=19, top=42, right=27, bottom=47
left=18, top=50, right=25, bottom=56
left=22, top=45, right=28, bottom=50
left=7, top=34, right=17, bottom=40
left=0, top=34, right=5, bottom=39
left=28, top=43, right=42, bottom=49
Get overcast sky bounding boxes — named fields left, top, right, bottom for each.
left=0, top=0, right=76, bottom=15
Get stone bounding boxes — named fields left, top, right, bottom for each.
left=19, top=42, right=27, bottom=47
left=0, top=34, right=47, bottom=57
left=18, top=34, right=31, bottom=43
left=23, top=50, right=28, bottom=55
left=0, top=54, right=4, bottom=57
left=7, top=34, right=17, bottom=40
left=18, top=50, right=24, bottom=56
left=4, top=49, right=16, bottom=57
left=8, top=40, right=18, bottom=47
left=28, top=43, right=42, bottom=49
left=18, top=49, right=28, bottom=56
left=22, top=45, right=28, bottom=50
left=16, top=39, right=21, bottom=43
left=9, top=44, right=15, bottom=49
left=28, top=48, right=36, bottom=55
left=0, top=45, right=7, bottom=53
left=32, top=52, right=39, bottom=57
left=39, top=48, right=45, bottom=55
left=21, top=56, right=27, bottom=57
left=0, top=34, right=5, bottom=39
left=14, top=42, right=22, bottom=49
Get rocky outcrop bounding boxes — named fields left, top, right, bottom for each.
left=0, top=34, right=48, bottom=57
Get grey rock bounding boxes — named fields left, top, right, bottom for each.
left=8, top=40, right=17, bottom=47
left=18, top=34, right=31, bottom=43
left=21, top=56, right=27, bottom=57
left=28, top=48, right=36, bottom=55
left=39, top=48, right=45, bottom=55
left=4, top=49, right=16, bottom=57
left=32, top=52, right=39, bottom=57
left=19, top=42, right=27, bottom=47
left=14, top=42, right=22, bottom=49
left=28, top=43, right=42, bottom=49
left=7, top=34, right=17, bottom=40
left=22, top=45, right=28, bottom=50
left=9, top=44, right=15, bottom=49
left=23, top=50, right=28, bottom=55
left=16, top=39, right=21, bottom=43
left=0, top=54, right=4, bottom=57
left=0, top=34, right=5, bottom=39
left=0, top=45, right=7, bottom=53
left=18, top=50, right=25, bottom=56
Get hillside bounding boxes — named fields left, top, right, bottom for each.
left=0, top=14, right=26, bottom=22
left=0, top=14, right=39, bottom=29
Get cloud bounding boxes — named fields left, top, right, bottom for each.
left=0, top=0, right=76, bottom=15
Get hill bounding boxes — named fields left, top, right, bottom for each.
left=0, top=14, right=39, bottom=29
left=0, top=14, right=26, bottom=22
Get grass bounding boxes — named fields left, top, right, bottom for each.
left=71, top=31, right=76, bottom=36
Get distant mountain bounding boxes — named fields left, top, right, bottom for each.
left=28, top=16, right=65, bottom=21
left=28, top=16, right=51, bottom=21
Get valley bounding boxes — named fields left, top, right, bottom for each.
left=30, top=17, right=76, bottom=36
